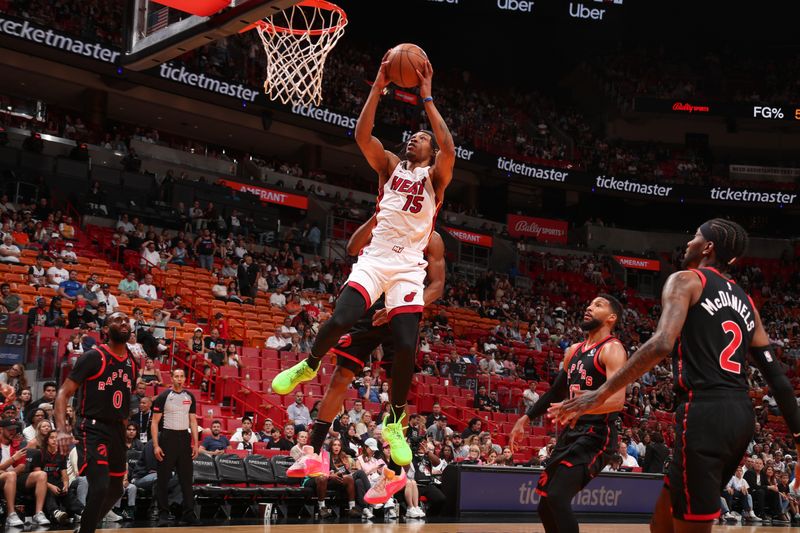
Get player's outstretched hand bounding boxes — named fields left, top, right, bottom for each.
left=56, top=431, right=73, bottom=456
left=416, top=60, right=433, bottom=100
left=509, top=415, right=529, bottom=453
left=555, top=389, right=603, bottom=428
left=154, top=445, right=165, bottom=462
left=372, top=308, right=389, bottom=327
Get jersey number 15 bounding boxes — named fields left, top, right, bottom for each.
left=402, top=195, right=424, bottom=213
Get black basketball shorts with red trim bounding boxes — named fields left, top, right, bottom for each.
left=75, top=417, right=127, bottom=478
left=666, top=392, right=753, bottom=522
left=536, top=414, right=618, bottom=497
left=331, top=320, right=394, bottom=378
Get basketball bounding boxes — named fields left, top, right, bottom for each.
left=385, top=43, right=429, bottom=88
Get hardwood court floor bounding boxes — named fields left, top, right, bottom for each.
left=110, top=523, right=789, bottom=532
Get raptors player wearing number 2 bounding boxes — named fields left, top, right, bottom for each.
left=556, top=219, right=800, bottom=533
left=272, top=55, right=455, bottom=468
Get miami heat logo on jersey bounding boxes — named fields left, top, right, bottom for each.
left=371, top=161, right=439, bottom=253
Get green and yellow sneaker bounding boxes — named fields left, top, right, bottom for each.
left=271, top=359, right=318, bottom=395
left=382, top=411, right=412, bottom=466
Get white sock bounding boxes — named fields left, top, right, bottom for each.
left=348, top=501, right=355, bottom=509
left=318, top=501, right=326, bottom=509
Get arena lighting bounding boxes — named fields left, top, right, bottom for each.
left=151, top=0, right=230, bottom=16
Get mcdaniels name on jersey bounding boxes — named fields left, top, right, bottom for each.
left=698, top=289, right=755, bottom=332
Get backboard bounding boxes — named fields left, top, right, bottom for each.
left=123, top=0, right=301, bottom=71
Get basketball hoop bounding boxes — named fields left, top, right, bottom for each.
left=249, top=0, right=347, bottom=106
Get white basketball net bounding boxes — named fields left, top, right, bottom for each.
left=255, top=0, right=347, bottom=106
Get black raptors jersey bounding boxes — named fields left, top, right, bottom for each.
left=69, top=344, right=136, bottom=420
left=671, top=267, right=756, bottom=394
left=566, top=336, right=618, bottom=393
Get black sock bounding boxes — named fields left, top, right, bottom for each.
left=306, top=287, right=367, bottom=369
left=310, top=419, right=332, bottom=454
left=390, top=404, right=407, bottom=423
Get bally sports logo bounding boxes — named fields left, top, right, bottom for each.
left=507, top=214, right=568, bottom=244
left=672, top=102, right=710, bottom=113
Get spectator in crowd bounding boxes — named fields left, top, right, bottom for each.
left=643, top=431, right=669, bottom=474
left=358, top=375, right=380, bottom=404
left=46, top=258, right=69, bottom=290
left=57, top=271, right=82, bottom=302
left=138, top=274, right=158, bottom=302
left=258, top=419, right=275, bottom=443
left=199, top=421, right=230, bottom=455
left=462, top=418, right=482, bottom=439
left=140, top=241, right=161, bottom=269
left=522, top=382, right=539, bottom=411
left=60, top=242, right=78, bottom=264
left=27, top=296, right=48, bottom=329
left=474, top=385, right=491, bottom=410
left=118, top=272, right=139, bottom=299
left=28, top=255, right=46, bottom=288
left=0, top=284, right=21, bottom=314
left=125, top=423, right=144, bottom=452
left=617, top=441, right=639, bottom=469
left=410, top=439, right=446, bottom=516
left=425, top=415, right=448, bottom=444
left=96, top=284, right=118, bottom=313
left=0, top=418, right=30, bottom=526
left=46, top=297, right=66, bottom=327
left=194, top=229, right=216, bottom=271
left=725, top=465, right=757, bottom=521
left=237, top=255, right=258, bottom=299
left=27, top=382, right=57, bottom=420
left=602, top=454, right=623, bottom=472
left=348, top=400, right=365, bottom=425
left=289, top=430, right=310, bottom=460
left=270, top=286, right=287, bottom=308
left=265, top=327, right=289, bottom=350
left=269, top=427, right=293, bottom=451
left=67, top=301, right=97, bottom=330
left=229, top=416, right=259, bottom=451
left=287, top=392, right=311, bottom=431
left=745, top=457, right=770, bottom=521
left=0, top=234, right=21, bottom=263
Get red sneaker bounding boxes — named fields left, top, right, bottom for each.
left=287, top=446, right=324, bottom=478
left=365, top=468, right=407, bottom=505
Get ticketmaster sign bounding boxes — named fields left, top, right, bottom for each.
left=456, top=467, right=662, bottom=514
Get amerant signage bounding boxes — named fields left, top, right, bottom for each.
left=442, top=226, right=494, bottom=247
left=613, top=255, right=660, bottom=272
left=217, top=179, right=309, bottom=210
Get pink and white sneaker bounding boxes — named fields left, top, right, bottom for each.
left=365, top=468, right=407, bottom=505
left=287, top=446, right=324, bottom=478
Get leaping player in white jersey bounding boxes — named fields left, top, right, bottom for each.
left=272, top=56, right=455, bottom=468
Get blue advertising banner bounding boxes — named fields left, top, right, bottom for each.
left=458, top=467, right=663, bottom=514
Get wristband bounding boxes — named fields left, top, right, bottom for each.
left=423, top=96, right=433, bottom=103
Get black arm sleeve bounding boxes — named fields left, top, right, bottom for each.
left=525, top=370, right=569, bottom=421
left=749, top=345, right=800, bottom=441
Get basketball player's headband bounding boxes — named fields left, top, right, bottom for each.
left=699, top=221, right=715, bottom=242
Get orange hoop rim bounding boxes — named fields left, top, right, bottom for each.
left=241, top=0, right=347, bottom=36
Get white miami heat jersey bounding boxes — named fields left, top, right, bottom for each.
left=371, top=161, right=440, bottom=253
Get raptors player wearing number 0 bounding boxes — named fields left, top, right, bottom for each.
left=270, top=53, right=454, bottom=469
left=555, top=219, right=800, bottom=533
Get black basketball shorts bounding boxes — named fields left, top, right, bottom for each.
left=666, top=392, right=754, bottom=522
left=331, top=323, right=394, bottom=378
left=75, top=417, right=127, bottom=479
left=536, top=414, right=618, bottom=498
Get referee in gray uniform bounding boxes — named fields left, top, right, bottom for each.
left=151, top=368, right=198, bottom=525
